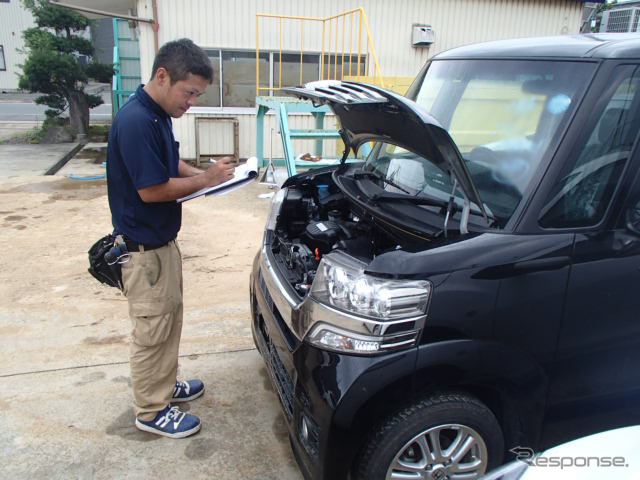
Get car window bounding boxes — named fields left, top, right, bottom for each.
left=539, top=65, right=640, bottom=229
left=410, top=59, right=595, bottom=227
left=448, top=79, right=547, bottom=151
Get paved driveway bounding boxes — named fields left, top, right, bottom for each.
left=0, top=168, right=302, bottom=479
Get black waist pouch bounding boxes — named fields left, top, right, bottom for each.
left=88, top=234, right=124, bottom=290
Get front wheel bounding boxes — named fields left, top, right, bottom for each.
left=354, top=392, right=504, bottom=480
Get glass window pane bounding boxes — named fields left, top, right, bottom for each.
left=222, top=51, right=268, bottom=107
left=539, top=66, right=640, bottom=228
left=272, top=53, right=319, bottom=88
left=322, top=54, right=366, bottom=81
left=0, top=46, right=5, bottom=71
left=413, top=59, right=596, bottom=226
left=198, top=49, right=221, bottom=107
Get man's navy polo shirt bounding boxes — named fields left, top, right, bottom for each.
left=107, top=84, right=181, bottom=246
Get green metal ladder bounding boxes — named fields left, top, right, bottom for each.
left=256, top=96, right=369, bottom=178
left=112, top=18, right=141, bottom=114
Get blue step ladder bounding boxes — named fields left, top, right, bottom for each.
left=256, top=96, right=369, bottom=179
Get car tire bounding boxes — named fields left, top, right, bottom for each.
left=354, top=392, right=504, bottom=480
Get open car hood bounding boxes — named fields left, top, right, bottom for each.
left=283, top=80, right=488, bottom=222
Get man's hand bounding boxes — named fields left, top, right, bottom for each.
left=138, top=156, right=236, bottom=203
left=204, top=156, right=235, bottom=186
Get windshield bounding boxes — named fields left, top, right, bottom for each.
left=364, top=59, right=597, bottom=226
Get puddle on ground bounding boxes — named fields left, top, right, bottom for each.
left=184, top=438, right=217, bottom=460
left=82, top=334, right=127, bottom=345
left=74, top=371, right=107, bottom=387
left=5, top=178, right=106, bottom=201
left=111, top=375, right=132, bottom=387
left=73, top=149, right=106, bottom=163
left=105, top=408, right=159, bottom=442
left=271, top=414, right=289, bottom=443
left=258, top=366, right=273, bottom=391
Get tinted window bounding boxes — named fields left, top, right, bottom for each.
left=539, top=65, right=640, bottom=229
left=410, top=60, right=596, bottom=226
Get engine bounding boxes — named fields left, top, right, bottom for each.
left=270, top=172, right=396, bottom=296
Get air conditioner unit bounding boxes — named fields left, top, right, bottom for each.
left=601, top=7, right=640, bottom=33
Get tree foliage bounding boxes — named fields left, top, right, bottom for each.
left=593, top=1, right=618, bottom=32
left=18, top=0, right=114, bottom=137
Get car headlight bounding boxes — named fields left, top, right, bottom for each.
left=301, top=251, right=431, bottom=354
left=266, top=188, right=286, bottom=230
left=310, top=251, right=431, bottom=320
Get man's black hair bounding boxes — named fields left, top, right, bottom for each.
left=151, top=38, right=213, bottom=84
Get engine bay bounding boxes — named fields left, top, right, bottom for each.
left=270, top=170, right=412, bottom=297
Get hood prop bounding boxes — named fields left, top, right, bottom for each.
left=443, top=178, right=471, bottom=236
left=337, top=129, right=352, bottom=174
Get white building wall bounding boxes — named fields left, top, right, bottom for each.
left=134, top=0, right=584, bottom=160
left=0, top=1, right=36, bottom=91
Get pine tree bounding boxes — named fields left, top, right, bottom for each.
left=18, top=0, right=114, bottom=138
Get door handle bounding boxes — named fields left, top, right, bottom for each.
left=512, top=256, right=571, bottom=273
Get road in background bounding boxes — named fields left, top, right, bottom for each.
left=0, top=88, right=113, bottom=122
left=0, top=101, right=112, bottom=122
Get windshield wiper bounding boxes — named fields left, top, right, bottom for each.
left=370, top=191, right=448, bottom=208
left=354, top=169, right=495, bottom=229
left=353, top=170, right=412, bottom=194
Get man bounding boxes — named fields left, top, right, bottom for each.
left=107, top=38, right=234, bottom=438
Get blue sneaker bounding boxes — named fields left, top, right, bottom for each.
left=172, top=379, right=205, bottom=403
left=135, top=404, right=201, bottom=438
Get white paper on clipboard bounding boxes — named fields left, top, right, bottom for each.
left=177, top=157, right=259, bottom=203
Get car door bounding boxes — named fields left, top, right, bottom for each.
left=540, top=63, right=640, bottom=446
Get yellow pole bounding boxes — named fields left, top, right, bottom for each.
left=321, top=20, right=326, bottom=80
left=300, top=21, right=304, bottom=85
left=333, top=17, right=339, bottom=80
left=325, top=8, right=363, bottom=20
left=341, top=15, right=346, bottom=80
left=357, top=11, right=362, bottom=81
left=361, top=9, right=384, bottom=87
left=279, top=17, right=283, bottom=88
left=349, top=12, right=354, bottom=77
left=256, top=9, right=382, bottom=88
left=328, top=19, right=332, bottom=79
left=256, top=15, right=260, bottom=95
left=258, top=13, right=324, bottom=21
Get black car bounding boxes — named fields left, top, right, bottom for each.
left=250, top=33, right=640, bottom=480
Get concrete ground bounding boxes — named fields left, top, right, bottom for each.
left=0, top=144, right=79, bottom=175
left=0, top=121, right=42, bottom=141
left=0, top=148, right=302, bottom=479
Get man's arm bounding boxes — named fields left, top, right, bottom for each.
left=139, top=157, right=235, bottom=202
left=178, top=159, right=205, bottom=177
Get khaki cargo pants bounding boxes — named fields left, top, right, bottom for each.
left=120, top=240, right=183, bottom=422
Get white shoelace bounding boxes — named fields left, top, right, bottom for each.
left=154, top=406, right=186, bottom=429
left=173, top=381, right=191, bottom=397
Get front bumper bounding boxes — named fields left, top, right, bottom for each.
left=250, top=246, right=417, bottom=480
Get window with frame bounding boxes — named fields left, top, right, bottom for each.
left=222, top=50, right=269, bottom=107
left=539, top=65, right=640, bottom=229
left=323, top=54, right=367, bottom=82
left=197, top=48, right=366, bottom=108
left=273, top=53, right=321, bottom=90
left=0, top=46, right=5, bottom=71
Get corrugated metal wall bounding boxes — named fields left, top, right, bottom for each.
left=0, top=1, right=35, bottom=90
left=134, top=0, right=584, bottom=160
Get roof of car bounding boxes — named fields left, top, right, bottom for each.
left=435, top=34, right=640, bottom=60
